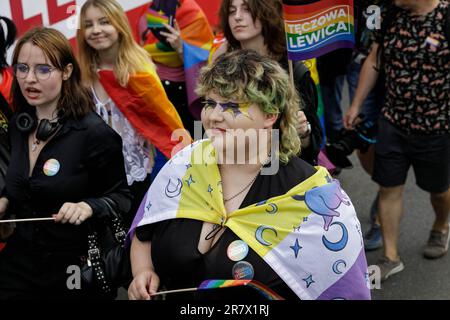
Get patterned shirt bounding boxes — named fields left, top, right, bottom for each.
left=377, top=1, right=450, bottom=135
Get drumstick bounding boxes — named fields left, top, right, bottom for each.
left=0, top=217, right=56, bottom=223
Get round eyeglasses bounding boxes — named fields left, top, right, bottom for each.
left=13, top=63, right=57, bottom=81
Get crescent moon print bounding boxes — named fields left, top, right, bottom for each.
left=165, top=178, right=183, bottom=198
left=332, top=260, right=347, bottom=274
left=265, top=203, right=278, bottom=214
left=255, top=226, right=278, bottom=246
left=322, top=222, right=349, bottom=252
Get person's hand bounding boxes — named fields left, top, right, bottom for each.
left=296, top=111, right=311, bottom=137
left=128, top=269, right=160, bottom=300
left=54, top=202, right=93, bottom=225
left=0, top=197, right=13, bottom=240
left=160, top=21, right=183, bottom=56
left=344, top=105, right=360, bottom=130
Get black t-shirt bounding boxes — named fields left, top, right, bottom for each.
left=136, top=156, right=317, bottom=300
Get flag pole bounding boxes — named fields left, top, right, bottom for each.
left=283, top=1, right=295, bottom=88
left=150, top=287, right=198, bottom=297
left=288, top=59, right=295, bottom=88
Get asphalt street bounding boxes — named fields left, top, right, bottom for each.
left=339, top=153, right=450, bottom=300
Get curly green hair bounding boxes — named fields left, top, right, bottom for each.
left=196, top=49, right=301, bottom=165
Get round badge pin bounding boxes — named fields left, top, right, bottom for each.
left=43, top=159, right=60, bottom=177
left=227, top=240, right=249, bottom=261
left=232, top=261, right=254, bottom=280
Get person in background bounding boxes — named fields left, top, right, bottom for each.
left=212, top=0, right=323, bottom=166
left=0, top=27, right=131, bottom=299
left=0, top=16, right=16, bottom=252
left=77, top=0, right=190, bottom=228
left=344, top=0, right=450, bottom=282
left=0, top=16, right=16, bottom=107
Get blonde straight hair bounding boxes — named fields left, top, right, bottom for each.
left=77, top=0, right=154, bottom=87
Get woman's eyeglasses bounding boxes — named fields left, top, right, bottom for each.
left=13, top=63, right=57, bottom=81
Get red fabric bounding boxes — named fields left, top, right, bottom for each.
left=196, top=0, right=221, bottom=31
left=98, top=70, right=190, bottom=159
left=0, top=68, right=13, bottom=105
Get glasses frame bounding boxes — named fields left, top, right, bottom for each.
left=13, top=63, right=57, bottom=81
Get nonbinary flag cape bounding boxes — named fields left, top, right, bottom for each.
left=283, top=0, right=355, bottom=61
left=129, top=140, right=371, bottom=300
left=98, top=67, right=189, bottom=159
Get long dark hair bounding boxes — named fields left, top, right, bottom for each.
left=11, top=27, right=93, bottom=118
left=0, top=16, right=16, bottom=70
left=219, top=0, right=286, bottom=61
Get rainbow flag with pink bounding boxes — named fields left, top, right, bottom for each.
left=283, top=0, right=355, bottom=61
left=140, top=0, right=213, bottom=119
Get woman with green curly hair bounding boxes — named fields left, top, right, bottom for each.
left=196, top=49, right=301, bottom=166
left=127, top=50, right=369, bottom=301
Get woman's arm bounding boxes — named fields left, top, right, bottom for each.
left=55, top=119, right=132, bottom=225
left=80, top=122, right=132, bottom=220
left=344, top=43, right=380, bottom=129
left=128, top=234, right=160, bottom=300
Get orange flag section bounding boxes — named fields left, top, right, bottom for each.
left=98, top=70, right=191, bottom=159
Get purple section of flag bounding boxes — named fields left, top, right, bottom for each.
left=318, top=249, right=371, bottom=300
left=125, top=191, right=148, bottom=247
left=287, top=41, right=355, bottom=61
left=183, top=42, right=210, bottom=120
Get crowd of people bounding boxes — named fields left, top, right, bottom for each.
left=0, top=0, right=448, bottom=300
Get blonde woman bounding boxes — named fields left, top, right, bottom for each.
left=77, top=0, right=190, bottom=227
left=127, top=50, right=370, bottom=301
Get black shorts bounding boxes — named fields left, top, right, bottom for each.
left=372, top=118, right=450, bottom=193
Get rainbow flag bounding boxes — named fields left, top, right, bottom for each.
left=129, top=140, right=371, bottom=300
left=199, top=280, right=285, bottom=300
left=98, top=67, right=190, bottom=159
left=141, top=0, right=214, bottom=119
left=283, top=0, right=355, bottom=61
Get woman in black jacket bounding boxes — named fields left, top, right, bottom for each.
left=0, top=27, right=131, bottom=300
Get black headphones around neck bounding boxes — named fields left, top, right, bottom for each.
left=16, top=112, right=63, bottom=141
